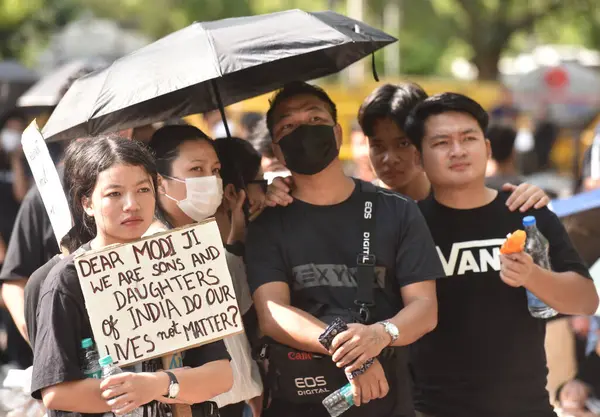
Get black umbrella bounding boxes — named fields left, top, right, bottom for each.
left=0, top=60, right=39, bottom=112
left=0, top=60, right=38, bottom=83
left=42, top=9, right=396, bottom=142
left=17, top=58, right=109, bottom=108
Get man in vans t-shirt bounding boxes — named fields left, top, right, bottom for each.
left=404, top=93, right=598, bottom=417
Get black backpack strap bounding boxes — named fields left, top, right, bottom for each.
left=355, top=181, right=377, bottom=324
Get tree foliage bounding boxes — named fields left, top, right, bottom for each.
left=0, top=0, right=79, bottom=60
left=426, top=0, right=592, bottom=80
left=0, top=0, right=597, bottom=79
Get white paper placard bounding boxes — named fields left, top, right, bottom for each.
left=21, top=120, right=72, bottom=245
left=75, top=219, right=244, bottom=366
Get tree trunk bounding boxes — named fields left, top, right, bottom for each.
left=472, top=46, right=503, bottom=81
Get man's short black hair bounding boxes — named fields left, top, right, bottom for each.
left=405, top=92, right=489, bottom=151
left=214, top=137, right=261, bottom=190
left=266, top=81, right=337, bottom=138
left=358, top=83, right=428, bottom=137
left=486, top=124, right=517, bottom=163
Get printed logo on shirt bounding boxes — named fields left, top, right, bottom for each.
left=291, top=264, right=386, bottom=291
left=436, top=238, right=505, bottom=276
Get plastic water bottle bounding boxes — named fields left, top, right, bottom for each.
left=322, top=383, right=354, bottom=417
left=99, top=355, right=136, bottom=417
left=522, top=216, right=558, bottom=319
left=80, top=338, right=102, bottom=379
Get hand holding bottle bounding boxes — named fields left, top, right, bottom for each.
left=100, top=371, right=168, bottom=415
left=500, top=251, right=535, bottom=288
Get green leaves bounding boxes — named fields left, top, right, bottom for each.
left=0, top=0, right=596, bottom=79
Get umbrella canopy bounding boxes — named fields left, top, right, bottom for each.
left=42, top=9, right=396, bottom=142
left=511, top=62, right=600, bottom=129
left=17, top=58, right=109, bottom=108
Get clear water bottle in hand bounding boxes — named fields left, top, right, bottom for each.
left=80, top=338, right=102, bottom=379
left=99, top=355, right=137, bottom=417
left=100, top=355, right=125, bottom=378
left=323, top=383, right=354, bottom=417
left=522, top=216, right=558, bottom=319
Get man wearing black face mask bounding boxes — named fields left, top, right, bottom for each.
left=245, top=81, right=443, bottom=417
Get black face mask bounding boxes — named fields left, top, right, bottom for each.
left=277, top=124, right=339, bottom=175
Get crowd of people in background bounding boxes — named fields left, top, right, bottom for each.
left=0, top=69, right=597, bottom=417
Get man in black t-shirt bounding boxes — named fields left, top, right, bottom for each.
left=0, top=185, right=58, bottom=368
left=404, top=93, right=598, bottom=417
left=246, top=82, right=443, bottom=417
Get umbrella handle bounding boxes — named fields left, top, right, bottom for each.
left=210, top=80, right=231, bottom=138
left=371, top=53, right=379, bottom=82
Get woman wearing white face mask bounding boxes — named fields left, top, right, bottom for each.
left=148, top=126, right=223, bottom=228
left=147, top=126, right=264, bottom=417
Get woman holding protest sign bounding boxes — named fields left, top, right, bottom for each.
left=31, top=134, right=233, bottom=417
left=147, top=125, right=264, bottom=417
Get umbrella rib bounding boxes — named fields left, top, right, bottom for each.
left=86, top=69, right=111, bottom=128
left=203, top=24, right=224, bottom=78
left=87, top=52, right=131, bottom=127
left=305, top=11, right=352, bottom=44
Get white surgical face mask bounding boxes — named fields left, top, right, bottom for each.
left=0, top=129, right=21, bottom=153
left=164, top=175, right=223, bottom=222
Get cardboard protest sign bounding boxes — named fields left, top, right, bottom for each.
left=21, top=120, right=72, bottom=245
left=75, top=219, right=243, bottom=367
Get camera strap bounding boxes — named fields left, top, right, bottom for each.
left=355, top=181, right=377, bottom=324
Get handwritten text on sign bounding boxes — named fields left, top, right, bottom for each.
left=21, top=120, right=72, bottom=245
left=75, top=220, right=243, bottom=366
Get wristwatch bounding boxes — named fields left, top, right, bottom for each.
left=379, top=321, right=399, bottom=345
left=163, top=371, right=180, bottom=399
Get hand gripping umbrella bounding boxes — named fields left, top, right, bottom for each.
left=42, top=9, right=397, bottom=142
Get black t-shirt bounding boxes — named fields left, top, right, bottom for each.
left=0, top=185, right=58, bottom=281
left=0, top=152, right=25, bottom=263
left=25, top=254, right=62, bottom=348
left=412, top=191, right=591, bottom=417
left=31, top=248, right=230, bottom=417
left=246, top=179, right=444, bottom=417
left=0, top=178, right=19, bottom=249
